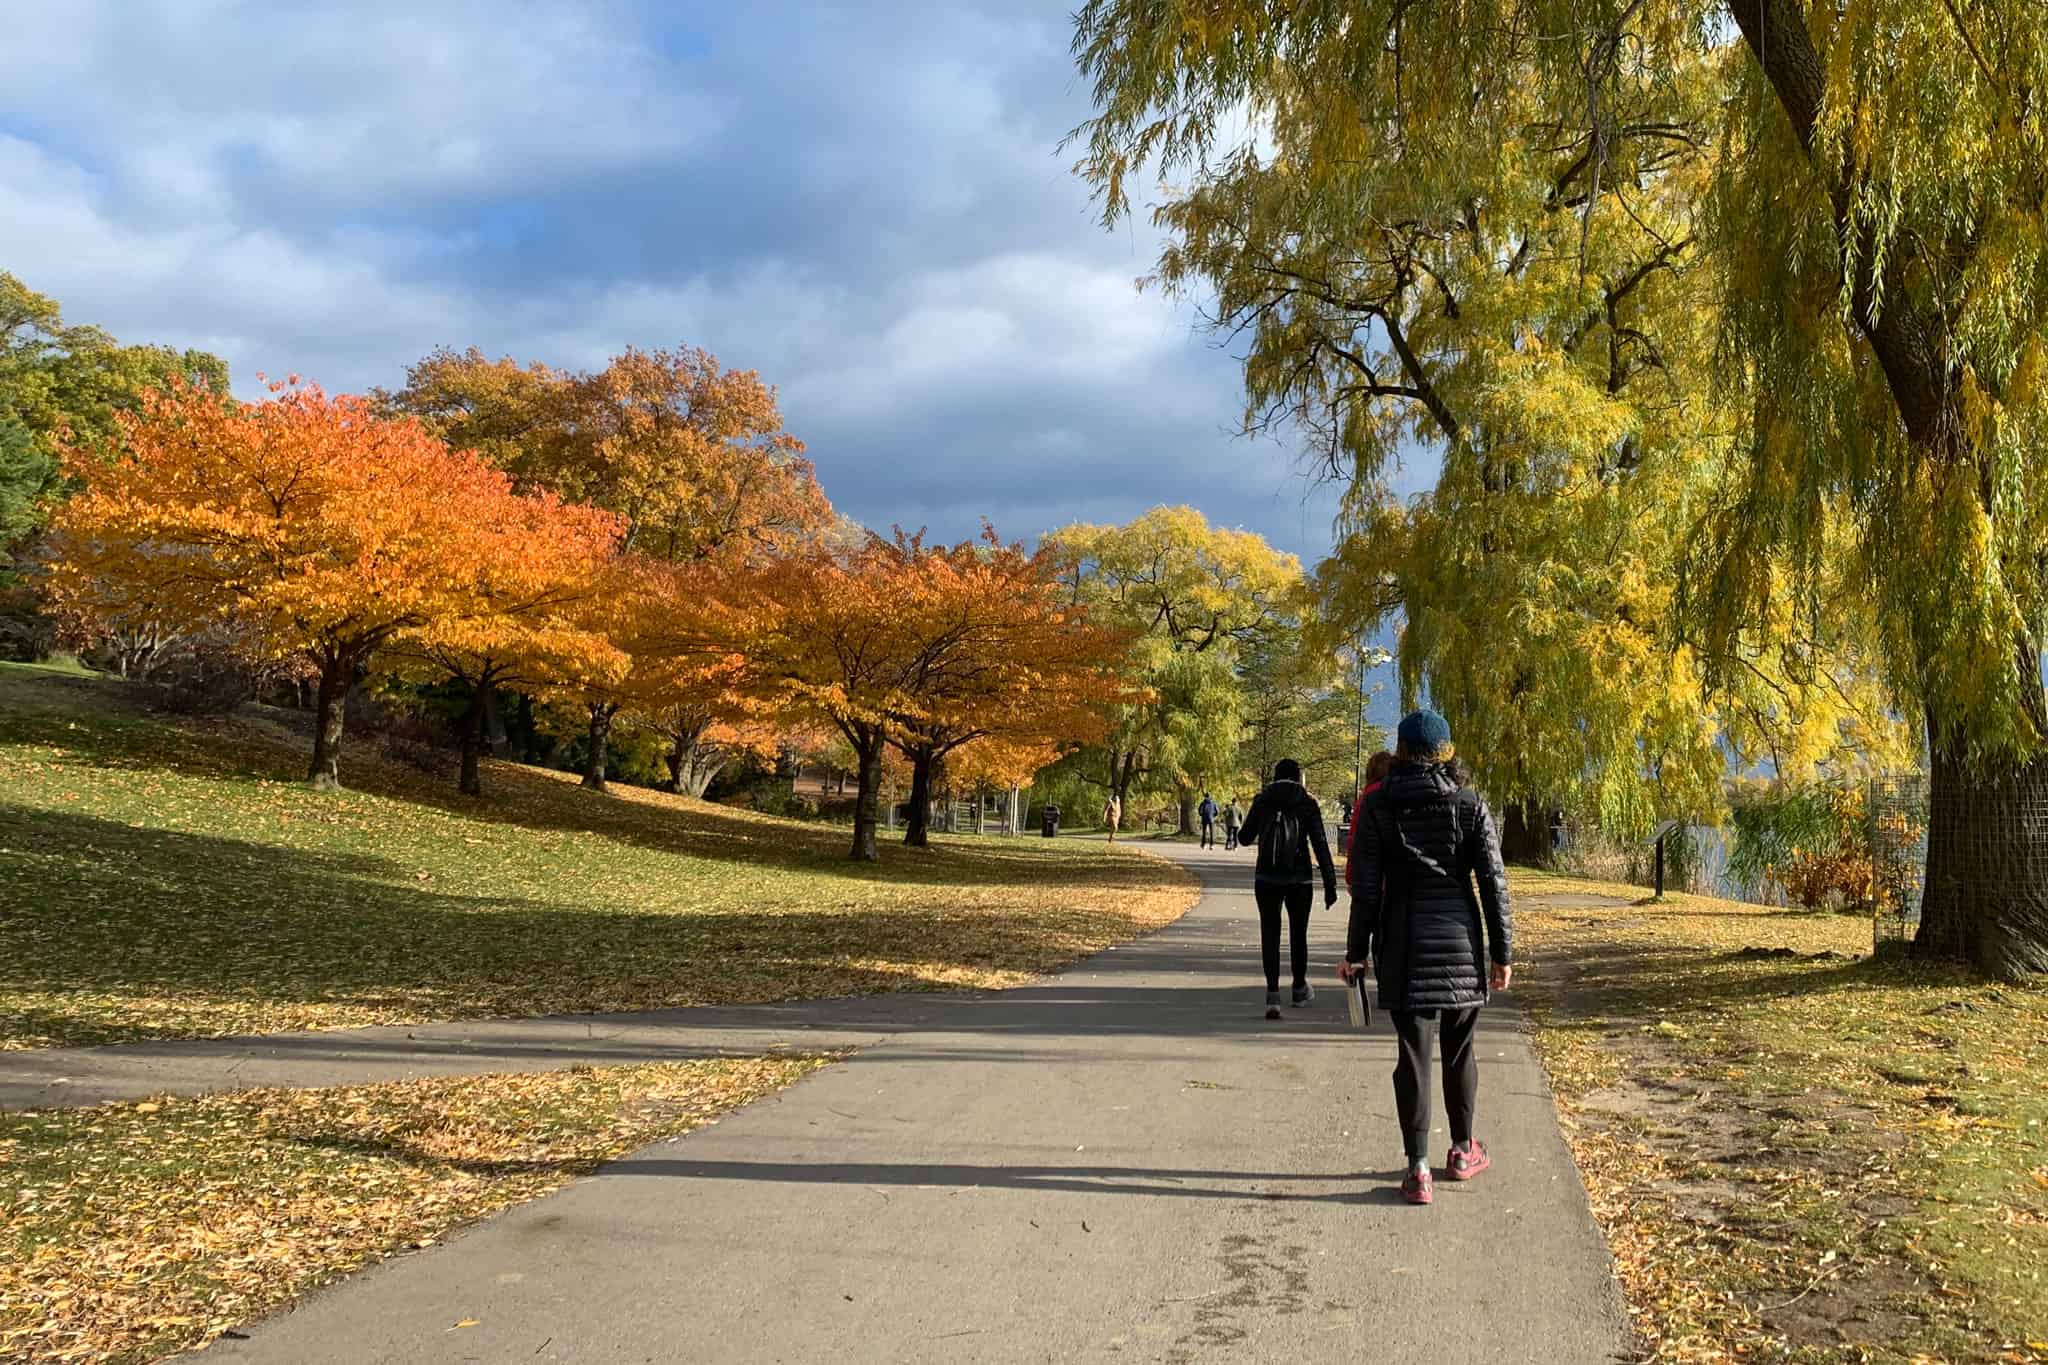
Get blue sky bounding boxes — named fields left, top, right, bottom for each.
left=0, top=0, right=1376, bottom=565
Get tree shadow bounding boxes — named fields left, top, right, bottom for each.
left=0, top=670, right=1169, bottom=892
left=1523, top=934, right=1977, bottom=1024
left=0, top=805, right=1198, bottom=1049
left=266, top=1127, right=1414, bottom=1203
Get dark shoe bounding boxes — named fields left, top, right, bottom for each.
left=1264, top=990, right=1282, bottom=1020
left=1290, top=983, right=1314, bottom=1008
left=1446, top=1139, right=1491, bottom=1181
left=1401, top=1169, right=1434, bottom=1205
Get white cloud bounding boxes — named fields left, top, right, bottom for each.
left=0, top=0, right=1345, bottom=560
left=7, top=1, right=727, bottom=212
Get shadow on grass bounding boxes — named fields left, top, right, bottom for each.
left=1522, top=932, right=1981, bottom=1024
left=0, top=669, right=1168, bottom=894
left=0, top=805, right=1186, bottom=1047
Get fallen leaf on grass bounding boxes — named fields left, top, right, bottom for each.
left=1, top=1055, right=832, bottom=1365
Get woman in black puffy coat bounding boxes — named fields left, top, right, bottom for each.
left=1340, top=710, right=1512, bottom=1206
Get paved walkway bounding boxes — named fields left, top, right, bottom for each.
left=7, top=843, right=1626, bottom=1362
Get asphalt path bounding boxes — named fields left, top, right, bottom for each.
left=92, top=840, right=1624, bottom=1364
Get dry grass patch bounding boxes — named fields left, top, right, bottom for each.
left=0, top=1055, right=830, bottom=1364
left=1513, top=869, right=2047, bottom=1364
left=0, top=663, right=1197, bottom=1048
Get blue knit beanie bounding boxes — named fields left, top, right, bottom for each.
left=1397, top=709, right=1452, bottom=756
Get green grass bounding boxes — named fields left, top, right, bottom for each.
left=0, top=664, right=1196, bottom=1049
left=1, top=1056, right=829, bottom=1364
left=1512, top=873, right=2048, bottom=1362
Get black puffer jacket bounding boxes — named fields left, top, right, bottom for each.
left=1235, top=779, right=1337, bottom=899
left=1345, top=762, right=1512, bottom=1012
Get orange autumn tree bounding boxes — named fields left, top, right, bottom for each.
left=47, top=379, right=545, bottom=788
left=880, top=533, right=1140, bottom=848
left=384, top=492, right=624, bottom=796
left=940, top=735, right=1065, bottom=829
left=613, top=559, right=770, bottom=795
left=384, top=344, right=834, bottom=791
left=729, top=532, right=1138, bottom=860
left=726, top=541, right=952, bottom=860
left=382, top=345, right=832, bottom=557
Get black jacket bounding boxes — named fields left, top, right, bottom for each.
left=1345, top=761, right=1512, bottom=1011
left=1236, top=779, right=1337, bottom=898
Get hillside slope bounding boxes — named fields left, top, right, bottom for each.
left=0, top=663, right=1196, bottom=1049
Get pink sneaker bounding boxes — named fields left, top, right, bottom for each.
left=1401, top=1169, right=1434, bottom=1205
left=1446, top=1139, right=1491, bottom=1181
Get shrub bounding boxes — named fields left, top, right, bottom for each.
left=1728, top=780, right=1879, bottom=912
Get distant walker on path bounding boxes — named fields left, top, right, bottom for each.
left=1235, top=758, right=1338, bottom=1020
left=1197, top=791, right=1219, bottom=848
left=1341, top=710, right=1513, bottom=1206
left=1102, top=793, right=1122, bottom=843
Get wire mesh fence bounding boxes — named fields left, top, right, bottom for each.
left=1866, top=772, right=1930, bottom=951
left=1550, top=772, right=1933, bottom=955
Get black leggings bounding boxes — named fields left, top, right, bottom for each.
left=1254, top=883, right=1312, bottom=990
left=1390, top=1007, right=1480, bottom=1159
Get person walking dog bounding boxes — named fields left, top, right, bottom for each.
left=1236, top=758, right=1338, bottom=1020
left=1340, top=711, right=1512, bottom=1206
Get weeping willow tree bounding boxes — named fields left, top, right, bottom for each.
left=1074, top=1, right=1905, bottom=868
left=1045, top=506, right=1303, bottom=824
left=1072, top=0, right=2048, bottom=977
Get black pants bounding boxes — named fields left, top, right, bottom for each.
left=1200, top=818, right=1216, bottom=847
left=1254, top=882, right=1312, bottom=991
left=1390, top=1007, right=1480, bottom=1159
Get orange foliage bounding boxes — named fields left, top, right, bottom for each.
left=724, top=530, right=1140, bottom=858
left=45, top=378, right=611, bottom=788
left=384, top=345, right=834, bottom=565
left=385, top=490, right=625, bottom=794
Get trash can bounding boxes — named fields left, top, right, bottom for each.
left=1041, top=803, right=1060, bottom=838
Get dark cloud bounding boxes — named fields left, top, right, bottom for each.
left=0, top=0, right=1345, bottom=561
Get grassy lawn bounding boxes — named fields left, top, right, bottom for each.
left=1513, top=868, right=2048, bottom=1364
left=0, top=1055, right=829, bottom=1363
left=0, top=663, right=1197, bottom=1050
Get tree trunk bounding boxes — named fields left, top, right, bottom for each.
left=307, top=652, right=353, bottom=790
left=1177, top=787, right=1196, bottom=836
left=458, top=682, right=488, bottom=796
left=849, top=732, right=884, bottom=861
left=1916, top=735, right=2048, bottom=980
left=484, top=685, right=510, bottom=757
left=903, top=749, right=933, bottom=848
left=665, top=724, right=725, bottom=798
left=1500, top=801, right=1550, bottom=866
left=1729, top=3, right=2048, bottom=979
left=582, top=703, right=616, bottom=791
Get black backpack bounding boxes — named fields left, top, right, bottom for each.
left=1260, top=798, right=1311, bottom=878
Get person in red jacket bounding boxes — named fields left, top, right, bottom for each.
left=1343, top=750, right=1395, bottom=887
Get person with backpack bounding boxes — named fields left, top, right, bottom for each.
left=1234, top=758, right=1338, bottom=1020
left=1222, top=797, right=1242, bottom=850
left=1340, top=710, right=1513, bottom=1206
left=1197, top=791, right=1220, bottom=848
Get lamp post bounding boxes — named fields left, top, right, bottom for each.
left=1352, top=640, right=1368, bottom=800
